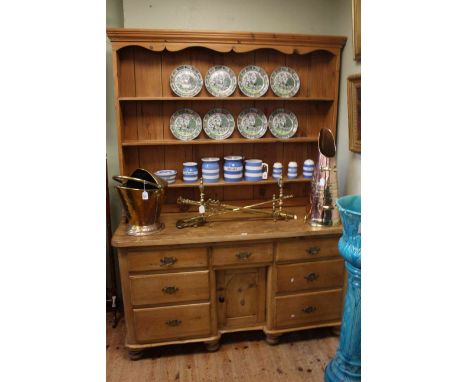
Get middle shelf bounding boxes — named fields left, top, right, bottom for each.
left=119, top=96, right=335, bottom=102
left=167, top=176, right=311, bottom=188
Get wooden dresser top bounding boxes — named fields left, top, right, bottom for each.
left=112, top=207, right=342, bottom=248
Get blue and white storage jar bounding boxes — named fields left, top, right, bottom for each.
left=201, top=157, right=220, bottom=183
left=244, top=159, right=268, bottom=182
left=272, top=162, right=283, bottom=180
left=303, top=159, right=315, bottom=179
left=223, top=156, right=243, bottom=182
left=287, top=161, right=298, bottom=179
left=182, top=162, right=198, bottom=183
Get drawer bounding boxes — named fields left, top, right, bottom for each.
left=212, top=243, right=273, bottom=267
left=133, top=302, right=211, bottom=343
left=276, top=236, right=339, bottom=262
left=129, top=270, right=210, bottom=306
left=276, top=259, right=344, bottom=293
left=275, top=290, right=342, bottom=329
left=127, top=247, right=208, bottom=272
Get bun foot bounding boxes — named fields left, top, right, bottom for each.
left=128, top=350, right=144, bottom=360
left=204, top=340, right=220, bottom=352
left=331, top=326, right=341, bottom=336
left=265, top=334, right=280, bottom=345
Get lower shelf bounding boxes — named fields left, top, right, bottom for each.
left=168, top=176, right=312, bottom=188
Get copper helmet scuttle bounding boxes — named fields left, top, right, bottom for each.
left=113, top=168, right=167, bottom=236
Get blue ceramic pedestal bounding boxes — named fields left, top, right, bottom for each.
left=325, top=195, right=361, bottom=382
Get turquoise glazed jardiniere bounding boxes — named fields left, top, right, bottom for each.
left=325, top=195, right=361, bottom=382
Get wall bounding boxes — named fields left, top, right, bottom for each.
left=331, top=0, right=361, bottom=195
left=107, top=0, right=123, bottom=231
left=106, top=0, right=123, bottom=291
left=123, top=0, right=340, bottom=34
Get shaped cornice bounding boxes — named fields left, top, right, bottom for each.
left=106, top=28, right=347, bottom=55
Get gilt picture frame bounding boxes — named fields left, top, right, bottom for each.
left=347, top=74, right=361, bottom=153
left=352, top=0, right=361, bottom=61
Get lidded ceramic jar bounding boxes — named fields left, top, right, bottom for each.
left=201, top=157, right=220, bottom=183
left=223, top=155, right=243, bottom=182
left=182, top=162, right=198, bottom=183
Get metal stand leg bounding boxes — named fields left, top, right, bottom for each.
left=111, top=295, right=121, bottom=328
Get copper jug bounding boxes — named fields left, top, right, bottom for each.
left=306, top=128, right=340, bottom=226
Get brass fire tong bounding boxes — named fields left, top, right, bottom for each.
left=176, top=177, right=297, bottom=228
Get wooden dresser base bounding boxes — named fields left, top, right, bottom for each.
left=113, top=208, right=345, bottom=360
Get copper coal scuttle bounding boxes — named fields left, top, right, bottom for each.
left=113, top=168, right=167, bottom=236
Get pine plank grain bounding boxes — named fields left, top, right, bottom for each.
left=107, top=313, right=339, bottom=382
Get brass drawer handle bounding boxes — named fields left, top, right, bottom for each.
left=306, top=246, right=321, bottom=255
left=236, top=251, right=252, bottom=260
left=302, top=306, right=317, bottom=314
left=304, top=272, right=319, bottom=282
left=160, top=256, right=177, bottom=266
left=162, top=286, right=179, bottom=294
left=165, top=319, right=182, bottom=327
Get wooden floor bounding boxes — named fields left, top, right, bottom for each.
left=107, top=313, right=339, bottom=382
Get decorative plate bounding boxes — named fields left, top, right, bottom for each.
left=203, top=109, right=235, bottom=140
left=170, top=65, right=203, bottom=97
left=238, top=65, right=269, bottom=97
left=270, top=67, right=300, bottom=97
left=237, top=108, right=268, bottom=139
left=205, top=65, right=237, bottom=97
left=268, top=109, right=298, bottom=139
left=170, top=109, right=202, bottom=141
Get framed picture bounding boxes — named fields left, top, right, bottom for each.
left=347, top=74, right=361, bottom=153
left=352, top=0, right=361, bottom=61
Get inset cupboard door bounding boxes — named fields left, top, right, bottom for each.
left=216, top=268, right=266, bottom=329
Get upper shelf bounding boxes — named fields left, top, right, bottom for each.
left=107, top=28, right=347, bottom=55
left=119, top=96, right=334, bottom=102
left=122, top=137, right=318, bottom=146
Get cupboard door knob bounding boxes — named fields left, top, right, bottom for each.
left=165, top=319, right=182, bottom=327
left=160, top=256, right=177, bottom=266
left=304, top=272, right=319, bottom=282
left=302, top=306, right=317, bottom=314
left=306, top=246, right=320, bottom=255
left=218, top=295, right=225, bottom=303
left=162, top=286, right=179, bottom=294
left=236, top=251, right=252, bottom=260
